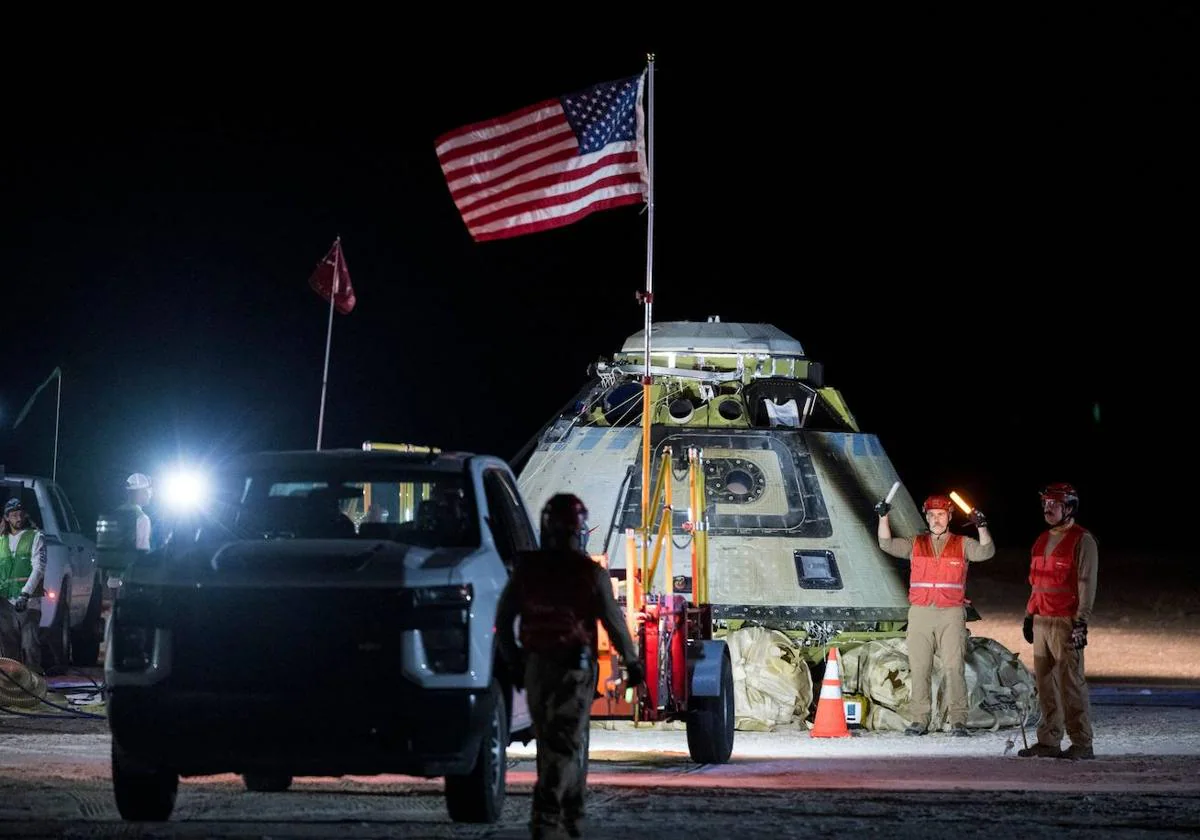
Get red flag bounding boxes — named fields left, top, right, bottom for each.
left=308, top=238, right=356, bottom=314
left=435, top=73, right=647, bottom=242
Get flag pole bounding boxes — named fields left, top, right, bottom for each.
left=53, top=370, right=61, bottom=482
left=315, top=237, right=340, bottom=451
left=639, top=54, right=656, bottom=587
left=11, top=367, right=63, bottom=480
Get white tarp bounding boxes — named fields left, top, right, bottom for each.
left=725, top=626, right=813, bottom=730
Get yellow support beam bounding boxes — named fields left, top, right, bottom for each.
left=641, top=448, right=674, bottom=596
left=664, top=450, right=674, bottom=598
left=645, top=497, right=673, bottom=594
left=688, top=447, right=699, bottom=605
left=688, top=446, right=710, bottom=604
left=624, top=528, right=639, bottom=641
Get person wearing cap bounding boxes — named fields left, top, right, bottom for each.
left=0, top=498, right=48, bottom=672
left=876, top=492, right=994, bottom=736
left=120, top=473, right=153, bottom=552
left=1018, top=482, right=1098, bottom=760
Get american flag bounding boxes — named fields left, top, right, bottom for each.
left=435, top=73, right=648, bottom=242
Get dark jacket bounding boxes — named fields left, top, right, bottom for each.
left=496, top=549, right=637, bottom=667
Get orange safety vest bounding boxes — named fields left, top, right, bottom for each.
left=1026, top=524, right=1088, bottom=617
left=908, top=533, right=968, bottom=608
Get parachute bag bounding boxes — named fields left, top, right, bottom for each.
left=962, top=636, right=1040, bottom=730
left=724, top=626, right=812, bottom=730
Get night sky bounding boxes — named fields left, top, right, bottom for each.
left=2, top=16, right=1194, bottom=555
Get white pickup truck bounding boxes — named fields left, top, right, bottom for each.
left=107, top=445, right=535, bottom=823
left=1, top=471, right=105, bottom=673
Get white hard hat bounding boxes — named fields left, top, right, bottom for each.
left=125, top=473, right=152, bottom=491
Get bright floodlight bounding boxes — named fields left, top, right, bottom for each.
left=161, top=469, right=210, bottom=513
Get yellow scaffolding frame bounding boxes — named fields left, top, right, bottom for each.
left=688, top=446, right=708, bottom=604
left=644, top=447, right=673, bottom=597
left=634, top=444, right=708, bottom=608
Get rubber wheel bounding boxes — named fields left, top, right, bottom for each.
left=445, top=679, right=507, bottom=823
left=112, top=741, right=179, bottom=821
left=686, top=650, right=735, bottom=764
left=41, top=578, right=72, bottom=676
left=243, top=773, right=293, bottom=792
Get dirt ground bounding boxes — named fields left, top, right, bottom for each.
left=4, top=705, right=1200, bottom=839
left=966, top=546, right=1200, bottom=683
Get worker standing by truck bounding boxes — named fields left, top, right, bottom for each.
left=0, top=498, right=48, bottom=673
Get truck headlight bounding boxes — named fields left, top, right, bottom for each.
left=112, top=625, right=155, bottom=672
left=410, top=585, right=472, bottom=607
left=421, top=627, right=469, bottom=673
left=409, top=585, right=472, bottom=673
left=111, top=586, right=162, bottom=672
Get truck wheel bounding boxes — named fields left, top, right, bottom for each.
left=445, top=679, right=507, bottom=823
left=70, top=572, right=104, bottom=666
left=41, top=578, right=72, bottom=676
left=243, top=773, right=293, bottom=792
left=112, top=741, right=178, bottom=821
left=686, top=650, right=735, bottom=764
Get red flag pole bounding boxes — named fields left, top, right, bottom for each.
left=315, top=237, right=340, bottom=450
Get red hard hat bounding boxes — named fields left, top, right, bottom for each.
left=1040, top=482, right=1079, bottom=506
left=922, top=495, right=954, bottom=514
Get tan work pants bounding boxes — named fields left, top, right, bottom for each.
left=906, top=603, right=968, bottom=727
left=1032, top=615, right=1093, bottom=749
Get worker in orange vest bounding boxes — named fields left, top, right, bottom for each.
left=877, top=493, right=994, bottom=736
left=1018, top=482, right=1098, bottom=760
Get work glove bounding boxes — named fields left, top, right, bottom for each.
left=625, top=660, right=646, bottom=687
left=968, top=509, right=988, bottom=529
left=1071, top=620, right=1088, bottom=650
left=873, top=500, right=891, bottom=517
left=13, top=593, right=29, bottom=613
left=1022, top=614, right=1034, bottom=644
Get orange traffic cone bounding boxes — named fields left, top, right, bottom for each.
left=810, top=646, right=851, bottom=738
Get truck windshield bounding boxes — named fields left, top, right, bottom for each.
left=212, top=468, right=478, bottom=548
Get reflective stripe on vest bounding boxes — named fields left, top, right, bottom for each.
left=909, top=533, right=968, bottom=608
left=1026, top=524, right=1088, bottom=617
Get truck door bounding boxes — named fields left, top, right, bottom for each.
left=48, top=482, right=96, bottom=622
left=481, top=469, right=535, bottom=736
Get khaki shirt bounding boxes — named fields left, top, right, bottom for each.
left=880, top=531, right=996, bottom=563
